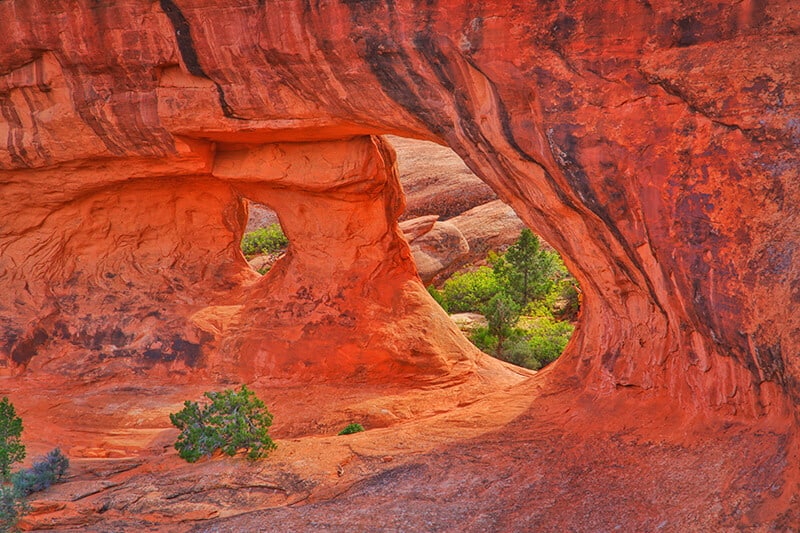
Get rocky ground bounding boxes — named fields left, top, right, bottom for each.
left=9, top=367, right=796, bottom=532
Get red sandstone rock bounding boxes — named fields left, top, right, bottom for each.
left=0, top=0, right=798, bottom=529
left=430, top=199, right=528, bottom=284
left=401, top=216, right=470, bottom=285
left=388, top=135, right=497, bottom=221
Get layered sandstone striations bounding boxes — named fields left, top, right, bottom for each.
left=1, top=0, right=799, bottom=529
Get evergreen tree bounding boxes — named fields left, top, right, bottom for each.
left=0, top=398, right=25, bottom=481
left=170, top=385, right=277, bottom=463
left=499, top=228, right=556, bottom=307
left=482, top=292, right=521, bottom=358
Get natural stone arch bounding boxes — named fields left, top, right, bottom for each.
left=0, top=0, right=797, bottom=423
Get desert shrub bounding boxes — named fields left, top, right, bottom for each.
left=524, top=316, right=574, bottom=368
left=499, top=336, right=541, bottom=369
left=338, top=423, right=365, bottom=435
left=0, top=398, right=25, bottom=481
left=472, top=327, right=538, bottom=369
left=241, top=224, right=289, bottom=257
left=482, top=293, right=521, bottom=358
left=470, top=327, right=498, bottom=355
left=170, top=385, right=277, bottom=463
left=12, top=448, right=69, bottom=497
left=440, top=266, right=501, bottom=313
left=0, top=485, right=27, bottom=533
left=474, top=317, right=573, bottom=371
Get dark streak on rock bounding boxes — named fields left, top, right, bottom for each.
left=601, top=351, right=621, bottom=373
left=361, top=34, right=446, bottom=136
left=0, top=94, right=30, bottom=167
left=159, top=0, right=206, bottom=78
left=68, top=81, right=128, bottom=156
left=19, top=87, right=50, bottom=163
left=159, top=0, right=240, bottom=119
left=545, top=128, right=669, bottom=322
left=466, top=57, right=590, bottom=219
left=11, top=328, right=48, bottom=365
left=754, top=337, right=785, bottom=385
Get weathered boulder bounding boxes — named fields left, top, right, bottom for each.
left=245, top=203, right=280, bottom=232
left=449, top=312, right=488, bottom=335
left=401, top=217, right=470, bottom=285
left=398, top=214, right=439, bottom=241
left=427, top=199, right=529, bottom=283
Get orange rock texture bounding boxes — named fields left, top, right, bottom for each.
left=1, top=0, right=799, bottom=529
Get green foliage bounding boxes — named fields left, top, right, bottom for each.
left=12, top=448, right=69, bottom=497
left=494, top=228, right=566, bottom=308
left=338, top=423, right=365, bottom=435
left=426, top=285, right=447, bottom=309
left=554, top=280, right=581, bottom=321
left=471, top=316, right=573, bottom=371
left=497, top=336, right=539, bottom=369
left=439, top=266, right=501, bottom=313
left=241, top=224, right=289, bottom=257
left=424, top=229, right=582, bottom=371
left=470, top=326, right=498, bottom=355
left=481, top=293, right=521, bottom=358
left=431, top=230, right=575, bottom=317
left=0, top=485, right=27, bottom=533
left=527, top=317, right=574, bottom=368
left=0, top=398, right=25, bottom=481
left=170, top=385, right=277, bottom=463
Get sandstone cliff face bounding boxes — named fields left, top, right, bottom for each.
left=1, top=0, right=799, bottom=528
left=3, top=0, right=796, bottom=414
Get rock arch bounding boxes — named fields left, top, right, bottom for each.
left=1, top=1, right=797, bottom=419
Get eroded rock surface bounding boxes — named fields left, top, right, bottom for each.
left=1, top=0, right=799, bottom=529
left=389, top=135, right=498, bottom=221
left=0, top=134, right=501, bottom=385
left=400, top=216, right=470, bottom=285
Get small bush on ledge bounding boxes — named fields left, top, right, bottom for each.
left=338, top=423, right=365, bottom=435
left=13, top=448, right=69, bottom=496
left=170, top=385, right=277, bottom=463
left=0, top=485, right=28, bottom=533
left=0, top=398, right=70, bottom=531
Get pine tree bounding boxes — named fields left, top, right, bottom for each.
left=501, top=228, right=556, bottom=307
left=170, top=385, right=277, bottom=463
left=0, top=398, right=25, bottom=481
left=482, top=293, right=521, bottom=358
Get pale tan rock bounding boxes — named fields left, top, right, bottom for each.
left=406, top=220, right=470, bottom=285
left=449, top=313, right=488, bottom=334
left=399, top=214, right=439, bottom=241
left=388, top=136, right=497, bottom=221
